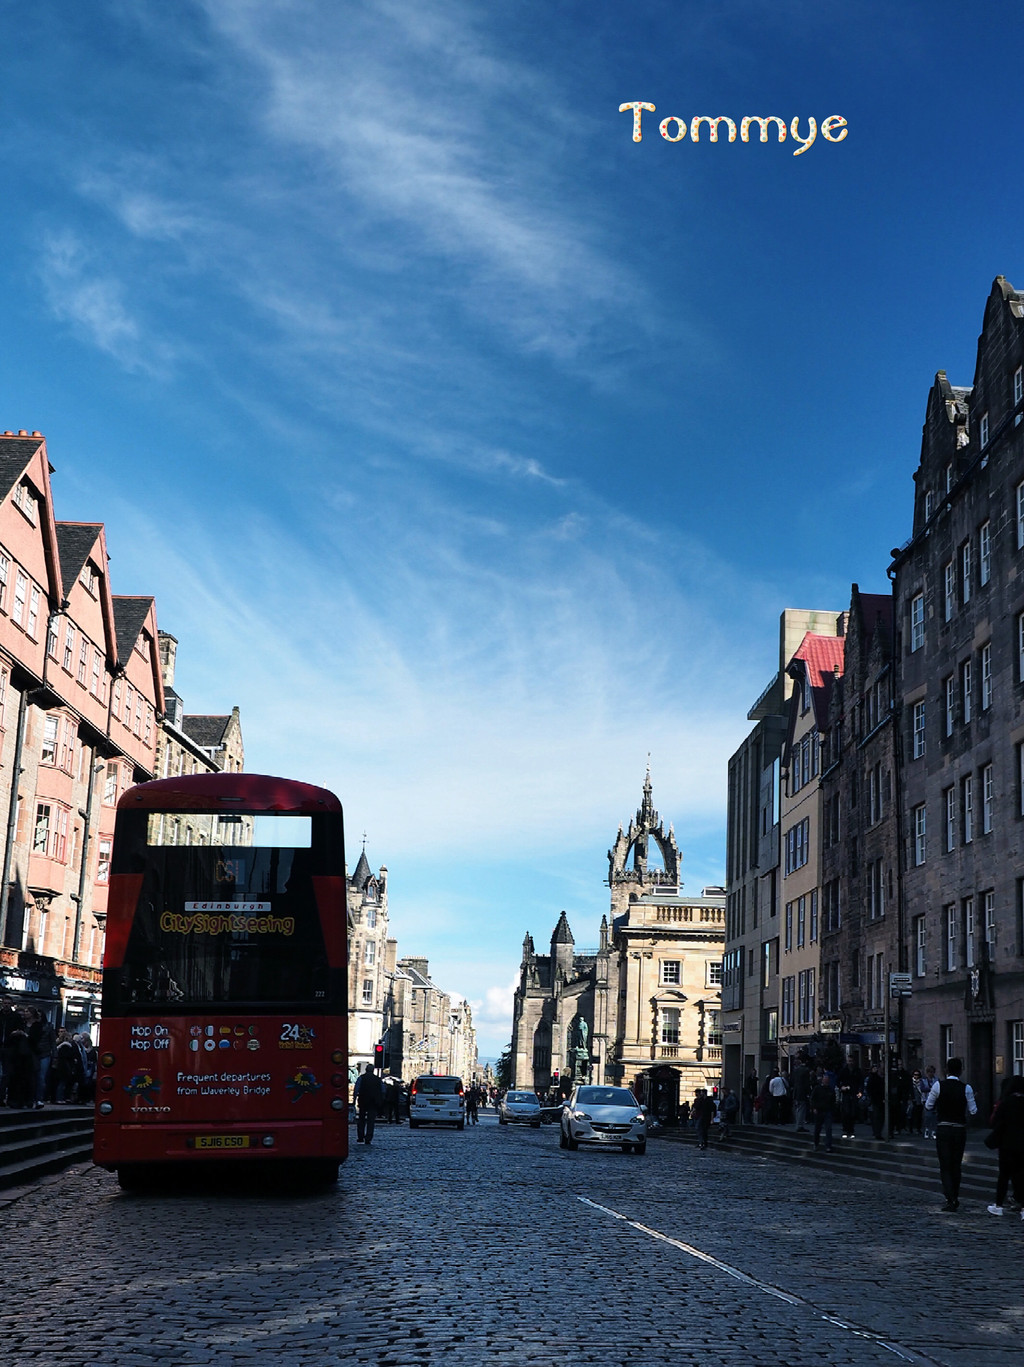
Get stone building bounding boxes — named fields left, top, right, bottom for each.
left=346, top=843, right=390, bottom=1074
left=156, top=633, right=243, bottom=781
left=892, top=277, right=1024, bottom=1111
left=722, top=609, right=841, bottom=1093
left=777, top=629, right=846, bottom=1058
left=388, top=956, right=477, bottom=1083
left=0, top=432, right=162, bottom=1032
left=511, top=773, right=725, bottom=1115
left=818, top=587, right=900, bottom=1071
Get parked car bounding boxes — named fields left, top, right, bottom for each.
left=409, top=1075, right=466, bottom=1129
left=499, top=1090, right=542, bottom=1127
left=559, top=1084, right=647, bottom=1154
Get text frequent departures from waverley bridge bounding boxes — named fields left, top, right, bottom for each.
left=619, top=104, right=847, bottom=156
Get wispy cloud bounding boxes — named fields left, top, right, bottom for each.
left=37, top=229, right=177, bottom=376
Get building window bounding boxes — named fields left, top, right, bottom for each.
left=80, top=560, right=97, bottom=594
left=13, top=480, right=36, bottom=524
left=943, top=561, right=955, bottom=621
left=980, top=411, right=989, bottom=449
left=26, top=585, right=39, bottom=639
left=982, top=763, right=993, bottom=834
left=924, top=490, right=934, bottom=522
left=77, top=638, right=88, bottom=684
left=961, top=659, right=972, bottom=724
left=1013, top=1021, right=1024, bottom=1076
left=784, top=901, right=793, bottom=951
left=707, top=960, right=722, bottom=986
left=809, top=888, right=818, bottom=942
left=1016, top=367, right=1023, bottom=407
left=941, top=1025, right=954, bottom=1063
left=981, top=643, right=992, bottom=711
left=910, top=594, right=925, bottom=652
left=103, top=763, right=118, bottom=805
left=984, top=890, right=996, bottom=955
left=869, top=860, right=885, bottom=919
left=12, top=570, right=26, bottom=627
left=63, top=624, right=75, bottom=672
left=784, top=818, right=809, bottom=874
left=707, top=1010, right=722, bottom=1047
left=946, top=904, right=957, bottom=972
left=0, top=552, right=8, bottom=612
left=41, top=714, right=58, bottom=765
left=782, top=976, right=795, bottom=1027
left=660, top=1006, right=680, bottom=1045
left=364, top=940, right=375, bottom=965
left=944, top=675, right=955, bottom=737
left=961, top=540, right=972, bottom=604
left=90, top=649, right=102, bottom=698
left=963, top=775, right=974, bottom=844
left=944, top=786, right=956, bottom=852
left=95, top=831, right=110, bottom=885
left=797, top=895, right=806, bottom=949
left=1018, top=482, right=1024, bottom=549
left=53, top=807, right=67, bottom=862
left=361, top=979, right=373, bottom=1007
left=945, top=462, right=954, bottom=493
left=32, top=803, right=50, bottom=855
left=660, top=960, right=681, bottom=985
left=914, top=916, right=926, bottom=976
left=913, top=701, right=926, bottom=758
left=913, top=805, right=927, bottom=865
left=965, top=897, right=975, bottom=969
left=797, top=968, right=815, bottom=1025
left=46, top=615, right=58, bottom=659
left=980, top=520, right=991, bottom=586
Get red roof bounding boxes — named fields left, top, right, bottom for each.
left=790, top=632, right=845, bottom=730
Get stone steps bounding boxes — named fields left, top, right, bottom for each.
left=0, top=1105, right=93, bottom=1189
left=660, top=1123, right=1004, bottom=1203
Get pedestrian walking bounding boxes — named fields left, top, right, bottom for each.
left=466, top=1085, right=479, bottom=1125
left=909, top=1070, right=925, bottom=1136
left=921, top=1066, right=938, bottom=1138
left=767, top=1070, right=788, bottom=1125
left=864, top=1065, right=885, bottom=1140
left=353, top=1064, right=383, bottom=1146
left=26, top=1009, right=55, bottom=1109
left=741, top=1069, right=758, bottom=1125
left=691, top=1088, right=713, bottom=1150
left=791, top=1058, right=812, bottom=1133
left=810, top=1070, right=836, bottom=1152
left=719, top=1088, right=739, bottom=1141
left=985, top=1075, right=1024, bottom=1217
left=924, top=1056, right=978, bottom=1211
left=837, top=1061, right=860, bottom=1139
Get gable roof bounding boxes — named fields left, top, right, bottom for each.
left=112, top=595, right=154, bottom=664
left=55, top=523, right=102, bottom=596
left=787, top=632, right=845, bottom=732
left=181, top=714, right=232, bottom=748
left=0, top=437, right=43, bottom=504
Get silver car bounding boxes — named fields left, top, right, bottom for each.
left=499, top=1090, right=542, bottom=1127
left=559, top=1084, right=647, bottom=1155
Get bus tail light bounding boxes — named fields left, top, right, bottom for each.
left=98, top=1102, right=113, bottom=1115
left=330, top=1099, right=344, bottom=1111
left=99, top=1077, right=115, bottom=1092
left=100, top=1052, right=115, bottom=1067
left=330, top=1049, right=345, bottom=1065
left=330, top=1074, right=345, bottom=1088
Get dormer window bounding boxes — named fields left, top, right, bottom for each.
left=980, top=412, right=989, bottom=449
left=12, top=480, right=36, bottom=525
left=80, top=561, right=97, bottom=594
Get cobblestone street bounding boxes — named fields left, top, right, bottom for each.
left=1, top=1115, right=1019, bottom=1367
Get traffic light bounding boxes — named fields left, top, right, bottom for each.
left=373, top=1042, right=384, bottom=1071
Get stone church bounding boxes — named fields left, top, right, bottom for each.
left=510, top=772, right=725, bottom=1116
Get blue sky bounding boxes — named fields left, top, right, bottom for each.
left=1, top=1, right=1022, bottom=1056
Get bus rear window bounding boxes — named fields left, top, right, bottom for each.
left=115, top=836, right=328, bottom=1008
left=146, top=813, right=312, bottom=848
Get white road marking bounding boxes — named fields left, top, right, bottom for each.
left=577, top=1195, right=944, bottom=1365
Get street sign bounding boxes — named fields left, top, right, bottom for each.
left=889, top=972, right=912, bottom=990
left=819, top=1016, right=842, bottom=1034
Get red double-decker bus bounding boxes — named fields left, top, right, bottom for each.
left=93, top=772, right=348, bottom=1187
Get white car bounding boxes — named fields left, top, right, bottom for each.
left=409, top=1075, right=466, bottom=1129
left=499, top=1090, right=542, bottom=1127
left=559, top=1084, right=647, bottom=1155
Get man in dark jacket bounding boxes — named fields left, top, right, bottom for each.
left=986, top=1075, right=1024, bottom=1216
left=353, top=1065, right=383, bottom=1146
left=810, top=1071, right=836, bottom=1152
left=924, top=1057, right=978, bottom=1211
left=691, top=1089, right=714, bottom=1150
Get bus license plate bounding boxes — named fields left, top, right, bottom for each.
left=196, top=1135, right=250, bottom=1150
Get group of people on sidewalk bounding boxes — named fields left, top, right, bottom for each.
left=0, top=999, right=96, bottom=1110
left=734, top=1054, right=1024, bottom=1215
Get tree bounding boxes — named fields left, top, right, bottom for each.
left=495, top=1044, right=512, bottom=1091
